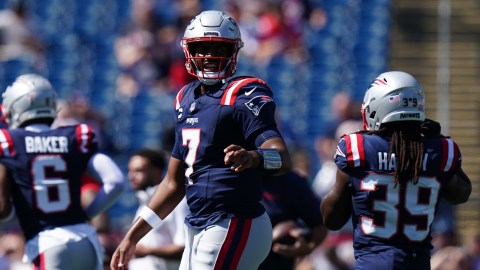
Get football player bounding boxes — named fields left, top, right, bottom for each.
left=320, top=71, right=471, bottom=269
left=259, top=170, right=328, bottom=270
left=0, top=74, right=126, bottom=270
left=110, top=10, right=291, bottom=270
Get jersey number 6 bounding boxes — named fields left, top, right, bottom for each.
left=32, top=154, right=70, bottom=213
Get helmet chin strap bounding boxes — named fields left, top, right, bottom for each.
left=199, top=77, right=220, bottom=85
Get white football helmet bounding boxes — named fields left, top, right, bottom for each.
left=2, top=73, right=57, bottom=129
left=181, top=10, right=244, bottom=85
left=361, top=71, right=425, bottom=131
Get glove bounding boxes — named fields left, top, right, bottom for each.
left=421, top=118, right=442, bottom=138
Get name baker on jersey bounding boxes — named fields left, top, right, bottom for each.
left=25, top=136, right=68, bottom=153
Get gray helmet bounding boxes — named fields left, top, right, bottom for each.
left=180, top=10, right=244, bottom=85
left=361, top=71, right=425, bottom=131
left=2, top=73, right=57, bottom=129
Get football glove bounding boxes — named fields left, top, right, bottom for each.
left=421, top=118, right=442, bottom=138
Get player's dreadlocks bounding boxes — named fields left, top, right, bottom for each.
left=359, top=121, right=424, bottom=185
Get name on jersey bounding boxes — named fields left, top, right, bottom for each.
left=378, top=152, right=428, bottom=171
left=25, top=136, right=69, bottom=153
left=186, top=117, right=198, bottom=125
left=400, top=113, right=421, bottom=119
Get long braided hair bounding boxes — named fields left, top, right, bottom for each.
left=360, top=121, right=424, bottom=185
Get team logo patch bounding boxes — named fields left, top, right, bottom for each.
left=244, top=95, right=273, bottom=116
left=189, top=101, right=196, bottom=112
left=335, top=145, right=346, bottom=158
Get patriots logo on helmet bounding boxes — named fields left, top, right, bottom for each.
left=204, top=31, right=219, bottom=36
left=368, top=78, right=388, bottom=90
left=244, top=95, right=273, bottom=116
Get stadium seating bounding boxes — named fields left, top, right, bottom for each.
left=0, top=0, right=391, bottom=233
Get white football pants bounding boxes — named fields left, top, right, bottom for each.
left=179, top=212, right=272, bottom=270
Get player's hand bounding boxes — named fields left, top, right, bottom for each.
left=421, top=118, right=442, bottom=138
left=110, top=238, right=136, bottom=270
left=224, top=144, right=256, bottom=172
left=272, top=228, right=313, bottom=258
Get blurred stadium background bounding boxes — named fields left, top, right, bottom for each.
left=0, top=0, right=478, bottom=242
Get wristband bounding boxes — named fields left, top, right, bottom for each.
left=255, top=149, right=282, bottom=175
left=138, top=206, right=163, bottom=229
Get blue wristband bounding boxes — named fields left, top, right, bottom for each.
left=256, top=149, right=282, bottom=175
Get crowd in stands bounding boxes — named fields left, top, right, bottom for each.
left=0, top=0, right=477, bottom=269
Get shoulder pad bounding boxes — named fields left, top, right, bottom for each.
left=221, top=77, right=270, bottom=106
left=174, top=85, right=188, bottom=110
left=0, top=129, right=14, bottom=157
left=343, top=134, right=366, bottom=168
left=75, top=124, right=96, bottom=153
left=439, top=137, right=460, bottom=172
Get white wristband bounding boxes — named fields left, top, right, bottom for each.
left=138, top=206, right=163, bottom=229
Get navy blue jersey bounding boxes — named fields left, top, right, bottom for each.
left=0, top=124, right=98, bottom=240
left=259, top=171, right=323, bottom=270
left=261, top=171, right=323, bottom=228
left=172, top=76, right=279, bottom=229
left=335, top=133, right=461, bottom=261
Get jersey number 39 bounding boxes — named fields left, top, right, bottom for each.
left=360, top=174, right=440, bottom=241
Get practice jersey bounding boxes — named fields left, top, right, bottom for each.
left=0, top=124, right=98, bottom=240
left=335, top=133, right=461, bottom=258
left=172, top=76, right=278, bottom=229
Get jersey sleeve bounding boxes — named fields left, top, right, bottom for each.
left=171, top=127, right=183, bottom=160
left=171, top=85, right=189, bottom=160
left=231, top=82, right=278, bottom=140
left=0, top=129, right=15, bottom=157
left=334, top=133, right=367, bottom=172
left=74, top=124, right=98, bottom=156
left=439, top=137, right=462, bottom=173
